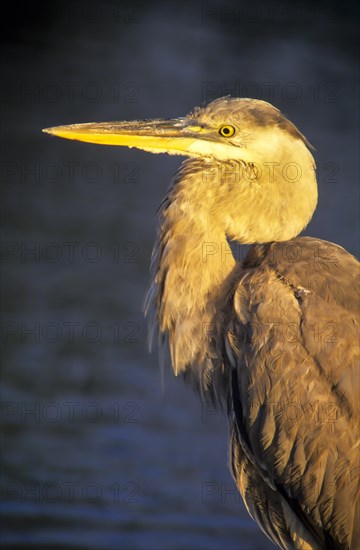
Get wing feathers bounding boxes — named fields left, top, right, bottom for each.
left=228, top=237, right=359, bottom=549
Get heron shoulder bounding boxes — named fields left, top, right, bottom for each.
left=242, top=236, right=359, bottom=313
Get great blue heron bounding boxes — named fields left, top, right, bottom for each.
left=44, top=97, right=359, bottom=550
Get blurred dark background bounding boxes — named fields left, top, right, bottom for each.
left=1, top=1, right=359, bottom=549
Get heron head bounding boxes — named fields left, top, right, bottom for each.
left=43, top=97, right=317, bottom=243
left=43, top=96, right=313, bottom=161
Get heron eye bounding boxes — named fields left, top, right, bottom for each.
left=219, top=125, right=236, bottom=138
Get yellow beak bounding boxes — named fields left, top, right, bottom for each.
left=43, top=118, right=209, bottom=157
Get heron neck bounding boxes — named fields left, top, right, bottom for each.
left=146, top=159, right=236, bottom=377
